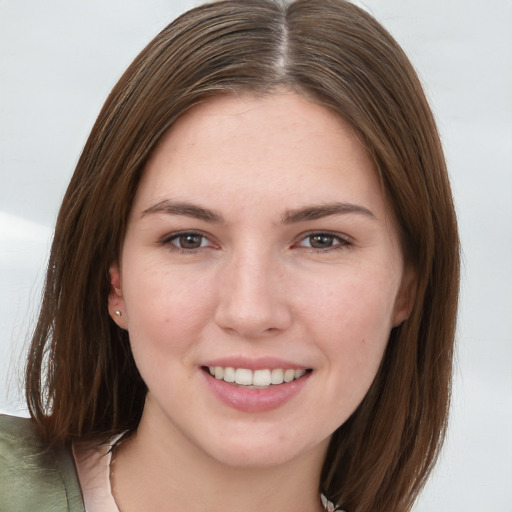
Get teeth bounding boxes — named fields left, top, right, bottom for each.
left=252, top=369, right=271, bottom=386
left=235, top=368, right=253, bottom=385
left=207, top=366, right=308, bottom=386
left=271, top=368, right=284, bottom=384
left=223, top=367, right=235, bottom=383
left=283, top=369, right=295, bottom=382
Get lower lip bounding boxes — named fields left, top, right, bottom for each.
left=202, top=370, right=311, bottom=413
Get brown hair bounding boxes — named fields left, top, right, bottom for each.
left=25, top=1, right=459, bottom=511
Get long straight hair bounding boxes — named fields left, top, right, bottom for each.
left=25, top=1, right=460, bottom=511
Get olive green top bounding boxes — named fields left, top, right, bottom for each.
left=0, top=414, right=85, bottom=512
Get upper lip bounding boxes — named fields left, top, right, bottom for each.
left=201, top=356, right=309, bottom=371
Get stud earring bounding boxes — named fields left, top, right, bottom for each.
left=115, top=310, right=122, bottom=317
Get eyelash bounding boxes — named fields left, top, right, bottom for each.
left=160, top=231, right=215, bottom=254
left=159, top=230, right=352, bottom=254
left=294, top=231, right=352, bottom=252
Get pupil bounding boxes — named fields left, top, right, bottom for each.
left=310, top=235, right=333, bottom=248
left=180, top=234, right=201, bottom=248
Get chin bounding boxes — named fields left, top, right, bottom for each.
left=197, top=427, right=329, bottom=470
left=209, top=445, right=302, bottom=469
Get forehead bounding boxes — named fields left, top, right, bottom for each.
left=134, top=92, right=386, bottom=221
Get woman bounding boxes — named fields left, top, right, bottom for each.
left=0, top=1, right=459, bottom=511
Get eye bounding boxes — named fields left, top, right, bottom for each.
left=162, top=231, right=214, bottom=251
left=297, top=232, right=351, bottom=250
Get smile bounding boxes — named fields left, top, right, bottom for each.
left=206, top=366, right=308, bottom=388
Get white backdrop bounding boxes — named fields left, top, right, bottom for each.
left=1, top=1, right=511, bottom=510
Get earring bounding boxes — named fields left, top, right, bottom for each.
left=115, top=310, right=122, bottom=317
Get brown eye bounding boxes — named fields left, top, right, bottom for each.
left=177, top=233, right=204, bottom=249
left=163, top=231, right=211, bottom=251
left=297, top=232, right=350, bottom=250
left=309, top=234, right=336, bottom=248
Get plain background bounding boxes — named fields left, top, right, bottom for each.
left=1, top=1, right=511, bottom=510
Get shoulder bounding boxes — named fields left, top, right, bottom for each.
left=0, top=414, right=85, bottom=512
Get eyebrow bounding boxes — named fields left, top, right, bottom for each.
left=141, top=199, right=375, bottom=224
left=142, top=200, right=225, bottom=223
left=282, top=202, right=376, bottom=223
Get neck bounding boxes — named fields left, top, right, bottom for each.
left=111, top=403, right=328, bottom=512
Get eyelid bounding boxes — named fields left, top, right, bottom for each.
left=159, top=230, right=218, bottom=251
left=157, top=229, right=353, bottom=253
left=294, top=230, right=353, bottom=249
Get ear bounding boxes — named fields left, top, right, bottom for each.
left=392, top=266, right=417, bottom=327
left=108, top=263, right=128, bottom=329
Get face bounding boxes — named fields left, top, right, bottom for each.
left=109, top=92, right=414, bottom=469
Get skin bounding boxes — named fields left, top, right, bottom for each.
left=108, top=92, right=415, bottom=512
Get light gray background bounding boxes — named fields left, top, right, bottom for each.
left=1, top=1, right=511, bottom=510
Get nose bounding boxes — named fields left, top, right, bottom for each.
left=214, top=248, right=293, bottom=338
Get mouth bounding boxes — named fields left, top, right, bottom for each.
left=203, top=366, right=312, bottom=389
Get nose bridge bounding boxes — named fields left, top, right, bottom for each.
left=214, top=242, right=291, bottom=337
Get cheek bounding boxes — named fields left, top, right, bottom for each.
left=298, top=265, right=398, bottom=337
left=296, top=268, right=397, bottom=384
left=122, top=263, right=216, bottom=361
